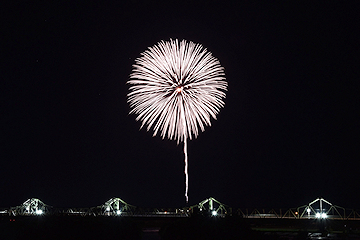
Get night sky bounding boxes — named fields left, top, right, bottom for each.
left=2, top=1, right=359, bottom=210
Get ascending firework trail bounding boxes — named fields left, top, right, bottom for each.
left=127, top=39, right=227, bottom=202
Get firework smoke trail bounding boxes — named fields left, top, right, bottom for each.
left=127, top=39, right=227, bottom=202
left=184, top=138, right=188, bottom=202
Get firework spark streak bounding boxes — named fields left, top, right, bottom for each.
left=127, top=39, right=227, bottom=202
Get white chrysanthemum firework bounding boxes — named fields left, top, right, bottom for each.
left=127, top=39, right=227, bottom=202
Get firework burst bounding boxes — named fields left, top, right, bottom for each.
left=127, top=39, right=227, bottom=202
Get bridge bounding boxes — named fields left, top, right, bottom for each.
left=1, top=197, right=360, bottom=220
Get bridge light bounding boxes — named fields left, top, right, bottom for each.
left=212, top=210, right=217, bottom=216
left=315, top=212, right=327, bottom=219
left=35, top=209, right=43, bottom=215
left=116, top=210, right=121, bottom=215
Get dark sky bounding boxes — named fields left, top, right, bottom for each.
left=2, top=1, right=359, bottom=210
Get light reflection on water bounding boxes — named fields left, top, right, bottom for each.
left=308, top=232, right=360, bottom=240
left=264, top=232, right=360, bottom=240
left=142, top=228, right=161, bottom=240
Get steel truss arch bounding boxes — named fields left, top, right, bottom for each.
left=10, top=198, right=51, bottom=216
